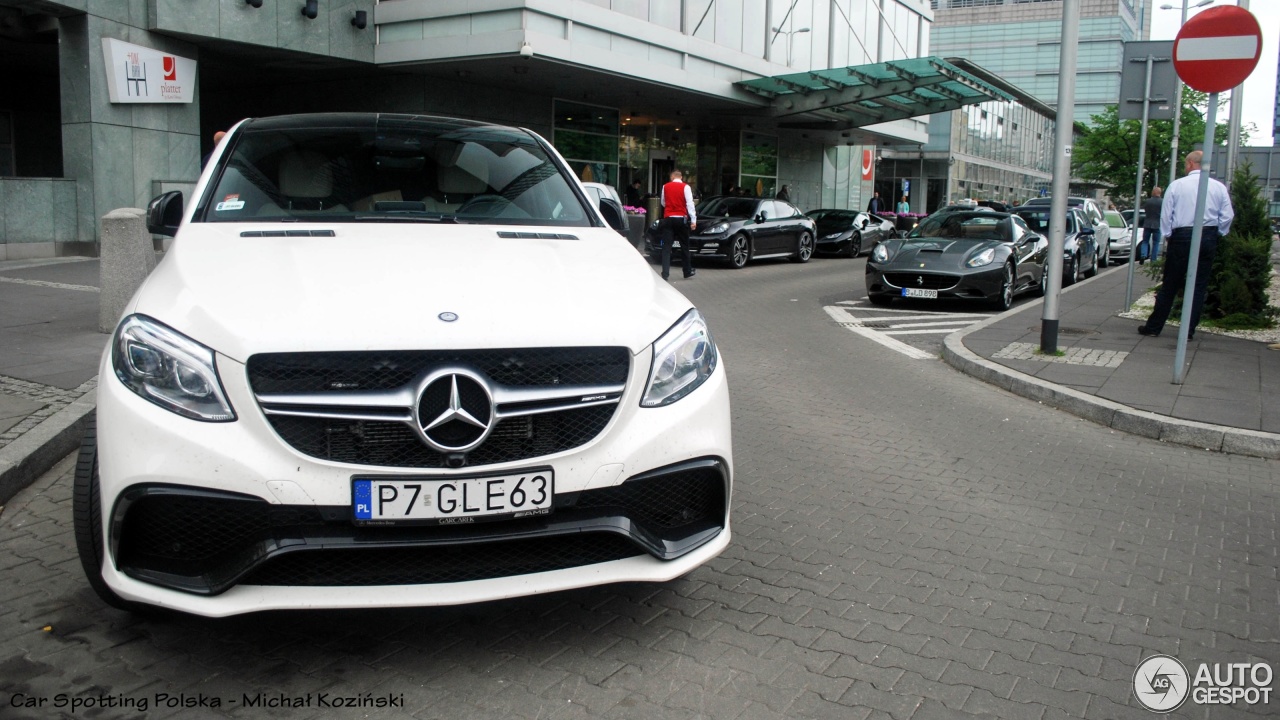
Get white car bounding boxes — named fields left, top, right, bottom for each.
left=1104, top=209, right=1133, bottom=262
left=76, top=113, right=732, bottom=617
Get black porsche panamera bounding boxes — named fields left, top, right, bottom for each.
left=864, top=210, right=1054, bottom=310
left=646, top=197, right=817, bottom=268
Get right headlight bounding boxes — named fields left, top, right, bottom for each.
left=641, top=309, right=718, bottom=408
left=112, top=314, right=236, bottom=422
left=872, top=243, right=892, bottom=263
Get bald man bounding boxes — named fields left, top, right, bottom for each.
left=1138, top=150, right=1234, bottom=340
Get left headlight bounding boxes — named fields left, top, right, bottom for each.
left=872, top=243, right=892, bottom=263
left=641, top=309, right=718, bottom=408
left=706, top=222, right=729, bottom=235
left=966, top=248, right=997, bottom=268
left=112, top=314, right=236, bottom=422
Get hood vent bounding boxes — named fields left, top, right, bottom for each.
left=240, top=229, right=336, bottom=238
left=497, top=231, right=579, bottom=240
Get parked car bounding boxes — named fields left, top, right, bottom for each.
left=865, top=210, right=1050, bottom=310
left=1021, top=196, right=1112, bottom=266
left=805, top=209, right=894, bottom=257
left=1103, top=209, right=1133, bottom=262
left=78, top=112, right=733, bottom=617
left=1012, top=206, right=1100, bottom=285
left=653, top=196, right=816, bottom=268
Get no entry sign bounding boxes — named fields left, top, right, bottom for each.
left=1173, top=5, right=1263, bottom=94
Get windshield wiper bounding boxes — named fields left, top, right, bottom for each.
left=352, top=212, right=458, bottom=223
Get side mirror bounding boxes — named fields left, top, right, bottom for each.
left=1079, top=227, right=1095, bottom=236
left=755, top=212, right=768, bottom=223
left=598, top=197, right=626, bottom=234
left=146, top=191, right=184, bottom=237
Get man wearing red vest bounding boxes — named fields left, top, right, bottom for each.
left=658, top=170, right=697, bottom=280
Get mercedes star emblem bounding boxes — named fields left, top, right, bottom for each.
left=415, top=371, right=494, bottom=452
left=438, top=312, right=458, bottom=322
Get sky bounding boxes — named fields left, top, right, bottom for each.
left=1148, top=1, right=1280, bottom=146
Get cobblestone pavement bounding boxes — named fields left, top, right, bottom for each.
left=1, top=258, right=1277, bottom=719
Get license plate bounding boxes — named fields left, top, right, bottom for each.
left=902, top=288, right=938, bottom=299
left=352, top=469, right=553, bottom=525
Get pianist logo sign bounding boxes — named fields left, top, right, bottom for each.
left=101, top=38, right=195, bottom=104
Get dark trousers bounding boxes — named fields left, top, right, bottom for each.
left=658, top=216, right=692, bottom=279
left=1144, top=226, right=1219, bottom=336
left=1143, top=226, right=1161, bottom=259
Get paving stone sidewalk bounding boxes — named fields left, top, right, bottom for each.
left=947, top=262, right=1280, bottom=455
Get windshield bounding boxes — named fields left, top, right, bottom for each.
left=699, top=197, right=760, bottom=218
left=908, top=212, right=1009, bottom=241
left=201, top=118, right=591, bottom=226
left=808, top=210, right=858, bottom=233
left=1104, top=212, right=1127, bottom=228
left=1016, top=210, right=1075, bottom=235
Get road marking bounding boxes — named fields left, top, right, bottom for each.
left=882, top=328, right=963, bottom=336
left=0, top=276, right=100, bottom=293
left=884, top=320, right=981, bottom=329
left=824, top=305, right=933, bottom=359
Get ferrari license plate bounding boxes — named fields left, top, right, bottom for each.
left=902, top=288, right=938, bottom=299
left=352, top=470, right=553, bottom=525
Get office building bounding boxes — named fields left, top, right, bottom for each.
left=931, top=0, right=1149, bottom=125
left=5, top=0, right=1040, bottom=258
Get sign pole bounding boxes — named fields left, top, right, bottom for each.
left=1172, top=92, right=1217, bottom=385
left=1125, top=53, right=1154, bottom=311
left=1041, top=0, right=1080, bottom=355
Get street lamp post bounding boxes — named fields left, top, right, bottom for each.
left=1160, top=0, right=1216, bottom=184
left=771, top=25, right=811, bottom=67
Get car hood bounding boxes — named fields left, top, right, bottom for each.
left=129, top=224, right=691, bottom=361
left=882, top=238, right=1005, bottom=268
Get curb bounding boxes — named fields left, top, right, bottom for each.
left=942, top=294, right=1280, bottom=460
left=0, top=390, right=95, bottom=505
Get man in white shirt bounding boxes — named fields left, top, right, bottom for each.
left=1138, top=150, right=1234, bottom=340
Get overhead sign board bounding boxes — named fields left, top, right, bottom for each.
left=1118, top=41, right=1176, bottom=121
left=1172, top=6, right=1262, bottom=94
left=101, top=38, right=196, bottom=104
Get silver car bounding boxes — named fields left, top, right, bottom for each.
left=1104, top=210, right=1133, bottom=262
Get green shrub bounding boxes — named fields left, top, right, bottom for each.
left=1205, top=163, right=1273, bottom=321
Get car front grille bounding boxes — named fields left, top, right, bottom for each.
left=113, top=460, right=729, bottom=594
left=883, top=272, right=960, bottom=290
left=265, top=406, right=615, bottom=468
left=247, top=348, right=630, bottom=393
left=247, top=348, right=630, bottom=468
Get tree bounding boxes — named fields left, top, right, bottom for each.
left=1070, top=91, right=1231, bottom=207
left=1203, top=161, right=1274, bottom=327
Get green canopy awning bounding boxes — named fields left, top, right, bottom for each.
left=737, top=56, right=1015, bottom=130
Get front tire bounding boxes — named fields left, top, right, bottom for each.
left=727, top=234, right=750, bottom=269
left=1064, top=253, right=1079, bottom=286
left=73, top=415, right=136, bottom=611
left=791, top=232, right=814, bottom=263
left=1084, top=246, right=1099, bottom=278
left=868, top=294, right=893, bottom=306
left=843, top=233, right=862, bottom=258
left=992, top=262, right=1015, bottom=311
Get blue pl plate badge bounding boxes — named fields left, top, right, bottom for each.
left=353, top=480, right=372, bottom=519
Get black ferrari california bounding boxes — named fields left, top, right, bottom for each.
left=865, top=210, right=1050, bottom=310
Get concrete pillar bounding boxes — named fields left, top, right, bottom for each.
left=98, top=208, right=155, bottom=333
left=59, top=14, right=201, bottom=246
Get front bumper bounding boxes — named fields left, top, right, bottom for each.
left=865, top=263, right=1004, bottom=302
left=93, top=342, right=733, bottom=616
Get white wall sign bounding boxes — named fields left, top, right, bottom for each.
left=101, top=38, right=196, bottom=104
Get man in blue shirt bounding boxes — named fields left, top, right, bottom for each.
left=1138, top=151, right=1234, bottom=340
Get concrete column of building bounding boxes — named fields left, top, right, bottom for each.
left=59, top=14, right=201, bottom=246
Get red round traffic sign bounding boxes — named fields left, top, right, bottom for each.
left=1173, top=5, right=1263, bottom=94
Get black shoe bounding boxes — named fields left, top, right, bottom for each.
left=683, top=270, right=696, bottom=278
left=661, top=273, right=669, bottom=281
left=1138, top=325, right=1160, bottom=337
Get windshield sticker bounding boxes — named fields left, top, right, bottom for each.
left=216, top=194, right=244, bottom=212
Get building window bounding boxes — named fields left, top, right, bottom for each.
left=554, top=100, right=620, bottom=187
left=0, top=111, right=13, bottom=176
left=739, top=132, right=777, bottom=198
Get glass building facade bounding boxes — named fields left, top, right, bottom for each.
left=930, top=0, right=1146, bottom=126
